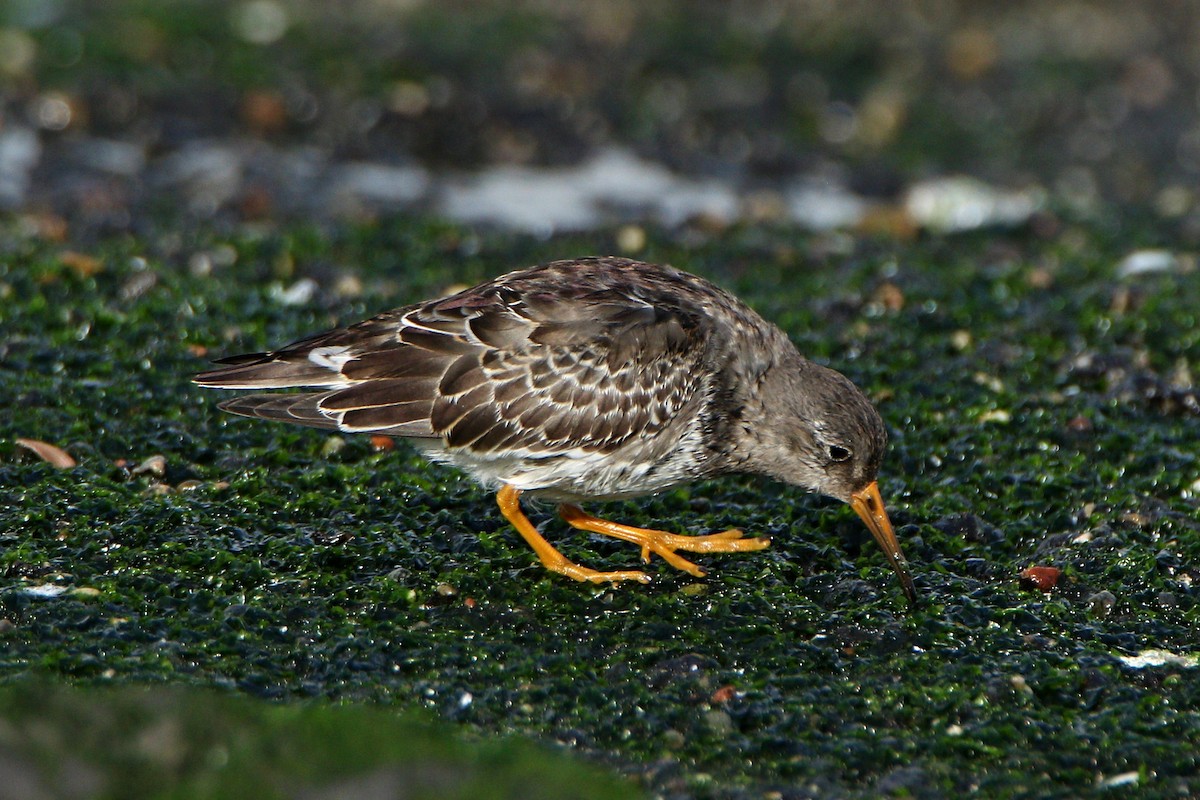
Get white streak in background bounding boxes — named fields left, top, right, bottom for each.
left=157, top=141, right=245, bottom=213
left=1117, top=649, right=1200, bottom=669
left=331, top=162, right=430, bottom=209
left=0, top=126, right=41, bottom=209
left=437, top=147, right=738, bottom=235
left=270, top=277, right=317, bottom=306
left=905, top=175, right=1045, bottom=233
left=309, top=346, right=354, bottom=371
left=74, top=137, right=146, bottom=176
left=118, top=137, right=1050, bottom=234
left=23, top=583, right=69, bottom=598
left=787, top=180, right=867, bottom=230
left=1117, top=249, right=1182, bottom=277
left=438, top=151, right=1047, bottom=235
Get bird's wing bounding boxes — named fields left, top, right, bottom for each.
left=195, top=267, right=717, bottom=452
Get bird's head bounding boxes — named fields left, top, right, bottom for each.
left=744, top=353, right=917, bottom=603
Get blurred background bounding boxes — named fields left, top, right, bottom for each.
left=3, top=0, right=1199, bottom=239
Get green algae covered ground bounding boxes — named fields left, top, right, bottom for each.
left=2, top=216, right=1199, bottom=798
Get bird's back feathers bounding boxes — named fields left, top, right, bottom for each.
left=194, top=257, right=764, bottom=455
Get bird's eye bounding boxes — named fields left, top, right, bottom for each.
left=828, top=445, right=851, bottom=462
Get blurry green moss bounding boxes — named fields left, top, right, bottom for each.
left=0, top=680, right=642, bottom=800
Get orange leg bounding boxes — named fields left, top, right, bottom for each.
left=558, top=503, right=770, bottom=578
left=496, top=485, right=651, bottom=584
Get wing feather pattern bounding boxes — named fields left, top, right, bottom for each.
left=194, top=257, right=736, bottom=456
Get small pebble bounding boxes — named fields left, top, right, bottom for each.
left=24, top=583, right=68, bottom=598
left=188, top=251, right=213, bottom=276
left=1097, top=771, right=1140, bottom=789
left=59, top=250, right=102, bottom=277
left=231, top=0, right=290, bottom=45
left=314, top=530, right=354, bottom=546
left=320, top=437, right=347, bottom=457
left=335, top=273, right=363, bottom=298
left=1019, top=565, right=1061, bottom=592
left=1086, top=590, right=1117, bottom=616
left=370, top=434, right=395, bottom=451
left=132, top=454, right=167, bottom=478
left=389, top=80, right=430, bottom=116
left=973, top=372, right=1004, bottom=392
left=710, top=685, right=736, bottom=705
left=1026, top=267, right=1053, bottom=288
left=663, top=729, right=686, bottom=750
left=703, top=709, right=734, bottom=736
left=241, top=89, right=288, bottom=134
left=616, top=224, right=646, bottom=253
left=873, top=281, right=904, bottom=312
left=120, top=271, right=158, bottom=301
left=1121, top=511, right=1151, bottom=528
left=1022, top=633, right=1058, bottom=649
left=1066, top=415, right=1092, bottom=433
left=1154, top=185, right=1193, bottom=217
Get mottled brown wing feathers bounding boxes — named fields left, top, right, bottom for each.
left=195, top=353, right=346, bottom=389
left=438, top=354, right=488, bottom=395
left=217, top=392, right=340, bottom=429
left=319, top=379, right=437, bottom=411
left=341, top=347, right=446, bottom=381
left=341, top=403, right=433, bottom=433
left=196, top=259, right=727, bottom=452
left=466, top=313, right=529, bottom=349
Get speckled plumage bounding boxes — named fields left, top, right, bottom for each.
left=196, top=257, right=915, bottom=599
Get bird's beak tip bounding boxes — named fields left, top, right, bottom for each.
left=848, top=480, right=918, bottom=605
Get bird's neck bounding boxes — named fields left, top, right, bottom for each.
left=703, top=326, right=805, bottom=478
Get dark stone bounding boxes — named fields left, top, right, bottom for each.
left=933, top=514, right=1005, bottom=545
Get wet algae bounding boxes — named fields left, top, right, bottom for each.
left=1, top=218, right=1199, bottom=798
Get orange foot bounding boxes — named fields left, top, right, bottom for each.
left=497, top=485, right=650, bottom=583
left=558, top=503, right=770, bottom=578
left=496, top=485, right=770, bottom=583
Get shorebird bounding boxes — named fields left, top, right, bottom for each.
left=195, top=256, right=916, bottom=601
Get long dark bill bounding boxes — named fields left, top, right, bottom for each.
left=849, top=481, right=918, bottom=605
